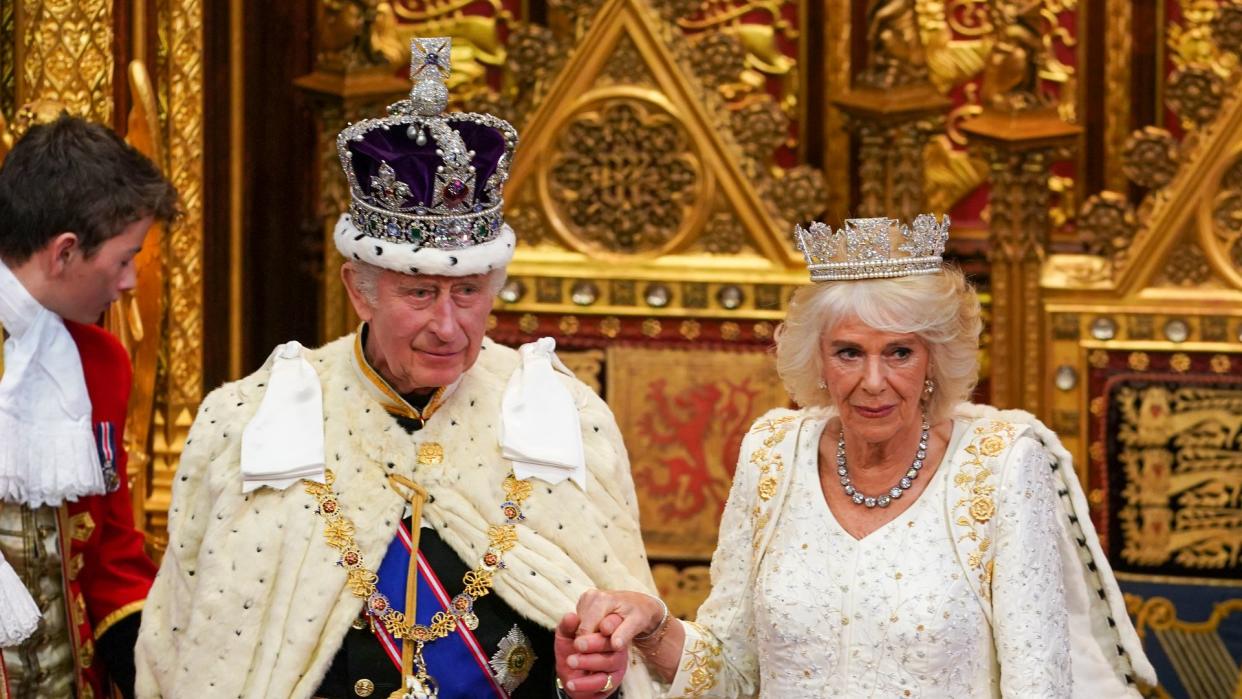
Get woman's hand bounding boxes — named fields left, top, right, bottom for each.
left=554, top=611, right=628, bottom=697
left=575, top=588, right=667, bottom=650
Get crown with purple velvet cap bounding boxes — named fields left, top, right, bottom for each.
left=334, top=37, right=519, bottom=277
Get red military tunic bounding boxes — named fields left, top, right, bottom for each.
left=0, top=321, right=157, bottom=698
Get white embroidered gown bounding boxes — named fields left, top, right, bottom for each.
left=673, top=418, right=1074, bottom=698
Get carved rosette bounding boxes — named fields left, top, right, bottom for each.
left=17, top=0, right=114, bottom=123
left=600, top=36, right=653, bottom=86
left=1167, top=67, right=1225, bottom=128
left=1078, top=191, right=1138, bottom=264
left=701, top=210, right=746, bottom=254
left=1161, top=239, right=1213, bottom=286
left=685, top=31, right=747, bottom=90
left=764, top=165, right=827, bottom=229
left=546, top=99, right=702, bottom=255
left=1123, top=127, right=1180, bottom=190
left=1213, top=3, right=1242, bottom=57
left=504, top=24, right=568, bottom=125
left=496, top=204, right=538, bottom=250
left=731, top=99, right=788, bottom=166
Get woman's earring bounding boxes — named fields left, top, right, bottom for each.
left=924, top=379, right=935, bottom=395
left=817, top=379, right=827, bottom=390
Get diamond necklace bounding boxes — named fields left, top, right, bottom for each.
left=836, top=413, right=930, bottom=508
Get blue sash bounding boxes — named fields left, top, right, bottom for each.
left=373, top=521, right=507, bottom=698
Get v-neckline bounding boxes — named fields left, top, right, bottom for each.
left=812, top=419, right=962, bottom=544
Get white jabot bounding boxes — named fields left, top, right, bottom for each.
left=500, top=337, right=587, bottom=489
left=0, top=261, right=106, bottom=506
left=240, top=341, right=326, bottom=493
left=0, top=259, right=106, bottom=645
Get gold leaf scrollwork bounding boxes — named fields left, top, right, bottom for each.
left=503, top=24, right=567, bottom=125
left=859, top=0, right=931, bottom=89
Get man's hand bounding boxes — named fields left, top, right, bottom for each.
left=554, top=611, right=628, bottom=697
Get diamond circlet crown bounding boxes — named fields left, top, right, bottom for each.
left=795, top=214, right=950, bottom=282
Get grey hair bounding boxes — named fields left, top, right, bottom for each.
left=344, top=260, right=507, bottom=306
left=774, top=267, right=982, bottom=425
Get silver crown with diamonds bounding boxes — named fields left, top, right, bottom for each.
left=794, top=214, right=950, bottom=282
left=335, top=37, right=518, bottom=251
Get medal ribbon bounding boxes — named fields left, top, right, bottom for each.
left=375, top=475, right=507, bottom=698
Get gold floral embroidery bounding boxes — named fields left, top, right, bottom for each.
left=749, top=415, right=795, bottom=503
left=757, top=477, right=777, bottom=500
left=952, top=420, right=1017, bottom=601
left=978, top=435, right=1006, bottom=457
left=746, top=416, right=796, bottom=552
left=675, top=621, right=723, bottom=698
left=969, top=496, right=996, bottom=522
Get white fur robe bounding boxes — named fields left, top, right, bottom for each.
left=135, top=335, right=660, bottom=698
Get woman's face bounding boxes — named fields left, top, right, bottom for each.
left=820, top=314, right=931, bottom=446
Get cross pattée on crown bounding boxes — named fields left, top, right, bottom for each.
left=410, top=37, right=452, bottom=83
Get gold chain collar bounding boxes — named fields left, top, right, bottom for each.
left=305, top=468, right=534, bottom=694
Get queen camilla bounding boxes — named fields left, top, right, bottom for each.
left=555, top=215, right=1157, bottom=697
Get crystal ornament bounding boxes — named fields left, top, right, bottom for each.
left=795, top=214, right=950, bottom=282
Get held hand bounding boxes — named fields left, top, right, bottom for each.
left=554, top=612, right=628, bottom=697
left=575, top=588, right=666, bottom=651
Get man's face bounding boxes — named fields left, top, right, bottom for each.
left=54, top=216, right=151, bottom=324
left=345, top=266, right=494, bottom=393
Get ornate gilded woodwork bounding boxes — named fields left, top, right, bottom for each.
left=651, top=563, right=712, bottom=620
left=0, top=0, right=14, bottom=119
left=505, top=0, right=818, bottom=295
left=1102, top=0, right=1130, bottom=192
left=545, top=98, right=703, bottom=256
left=961, top=108, right=1079, bottom=412
left=106, top=61, right=166, bottom=528
left=836, top=87, right=948, bottom=221
left=14, top=0, right=113, bottom=124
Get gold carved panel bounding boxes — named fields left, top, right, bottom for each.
left=605, top=345, right=788, bottom=560
left=15, top=0, right=114, bottom=123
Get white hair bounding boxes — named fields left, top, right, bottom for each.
left=345, top=260, right=507, bottom=306
left=774, top=267, right=983, bottom=424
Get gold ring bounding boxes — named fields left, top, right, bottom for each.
left=600, top=673, right=614, bottom=693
